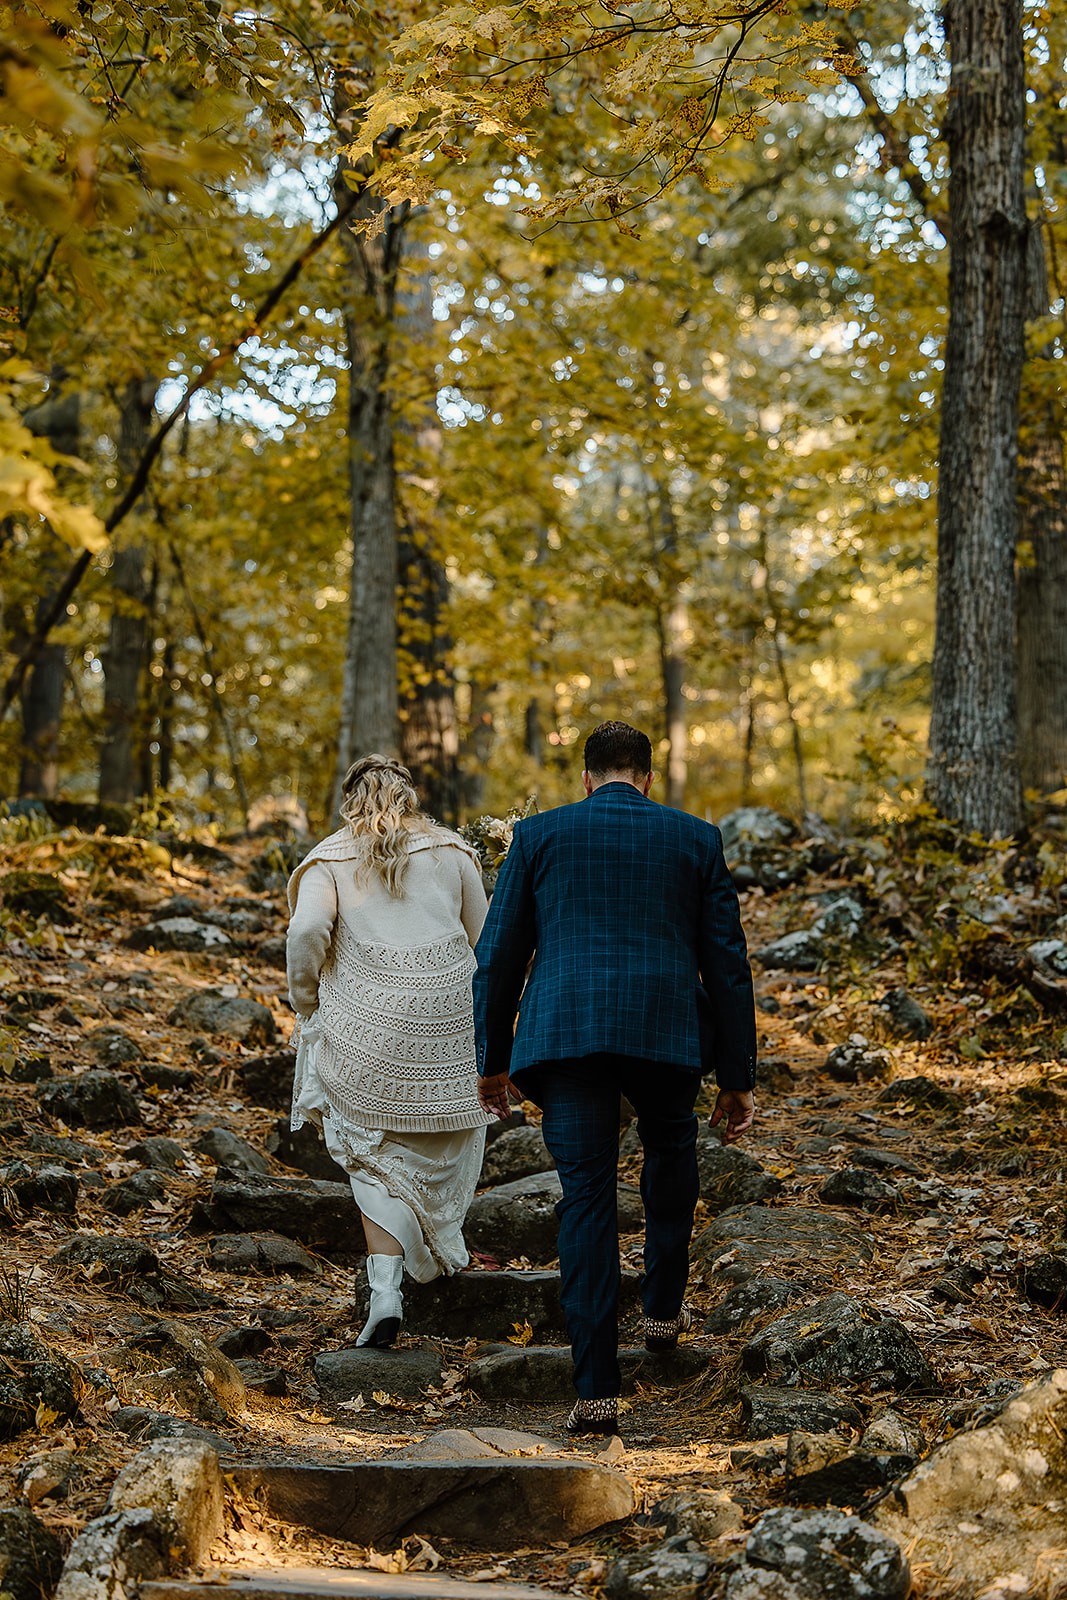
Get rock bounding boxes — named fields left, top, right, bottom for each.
left=1020, top=1252, right=1067, bottom=1310
left=0, top=1321, right=82, bottom=1438
left=18, top=1446, right=79, bottom=1505
left=54, top=1508, right=168, bottom=1600
left=109, top=1407, right=233, bottom=1453
left=108, top=1439, right=224, bottom=1566
left=876, top=1076, right=959, bottom=1114
left=125, top=917, right=233, bottom=953
left=0, top=1504, right=64, bottom=1600
left=395, top=1268, right=642, bottom=1343
left=1, top=870, right=74, bottom=923
left=741, top=1385, right=863, bottom=1441
left=717, top=809, right=807, bottom=890
left=605, top=1544, right=718, bottom=1600
left=38, top=1072, right=141, bottom=1129
left=102, top=1170, right=173, bottom=1216
left=235, top=1359, right=289, bottom=1396
left=467, top=1344, right=712, bottom=1402
left=195, top=1126, right=270, bottom=1174
left=741, top=1292, right=936, bottom=1391
left=693, top=1206, right=873, bottom=1280
left=465, top=1172, right=643, bottom=1265
left=703, top=1277, right=806, bottom=1336
left=265, top=1119, right=348, bottom=1182
left=479, top=1125, right=556, bottom=1187
left=23, top=1132, right=101, bottom=1164
left=215, top=1327, right=274, bottom=1359
left=754, top=930, right=823, bottom=972
left=695, top=1137, right=782, bottom=1212
left=85, top=1027, right=144, bottom=1067
left=0, top=1160, right=78, bottom=1216
left=208, top=1232, right=318, bottom=1275
left=785, top=1432, right=916, bottom=1505
left=810, top=895, right=865, bottom=939
left=126, top=1137, right=189, bottom=1171
left=205, top=1172, right=356, bottom=1254
left=257, top=936, right=288, bottom=969
left=861, top=1410, right=926, bottom=1456
left=138, top=1063, right=197, bottom=1091
left=101, top=1320, right=245, bottom=1424
left=930, top=1262, right=987, bottom=1306
left=879, top=990, right=933, bottom=1041
left=647, top=1489, right=744, bottom=1541
left=313, top=1345, right=446, bottom=1401
left=239, top=1048, right=296, bottom=1107
left=853, top=1148, right=925, bottom=1177
left=229, top=1457, right=634, bottom=1545
left=818, top=1169, right=899, bottom=1212
left=51, top=1235, right=220, bottom=1311
left=393, top=1426, right=558, bottom=1460
left=823, top=1038, right=890, bottom=1085
left=153, top=896, right=202, bottom=918
left=201, top=909, right=268, bottom=935
left=727, top=1507, right=909, bottom=1600
left=874, top=1370, right=1067, bottom=1598
left=168, top=988, right=276, bottom=1043
left=11, top=1055, right=53, bottom=1083
left=485, top=1108, right=527, bottom=1144
left=1029, top=937, right=1067, bottom=974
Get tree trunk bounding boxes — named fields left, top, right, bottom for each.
left=657, top=601, right=688, bottom=809
left=330, top=145, right=408, bottom=817
left=17, top=387, right=81, bottom=798
left=461, top=681, right=495, bottom=814
left=98, top=376, right=157, bottom=805
left=927, top=0, right=1027, bottom=836
left=1016, top=223, right=1067, bottom=796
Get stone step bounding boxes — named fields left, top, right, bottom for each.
left=227, top=1458, right=634, bottom=1547
left=370, top=1269, right=642, bottom=1343
left=143, top=1571, right=555, bottom=1600
left=467, top=1343, right=712, bottom=1403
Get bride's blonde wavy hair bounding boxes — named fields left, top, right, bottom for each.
left=339, top=755, right=437, bottom=896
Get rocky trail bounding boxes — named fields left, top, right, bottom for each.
left=2, top=805, right=1067, bottom=1600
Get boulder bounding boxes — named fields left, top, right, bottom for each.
left=646, top=1489, right=744, bottom=1541
left=703, top=1277, right=807, bottom=1337
left=605, top=1543, right=719, bottom=1600
left=693, top=1206, right=873, bottom=1280
left=468, top=1344, right=712, bottom=1403
left=465, top=1172, right=643, bottom=1265
left=107, top=1439, right=224, bottom=1566
left=811, top=895, right=865, bottom=939
left=393, top=1426, right=558, bottom=1460
left=741, top=1293, right=936, bottom=1391
left=717, top=809, right=807, bottom=890
left=879, top=990, right=933, bottom=1041
left=215, top=1326, right=274, bottom=1360
left=0, top=1505, right=65, bottom=1600
left=874, top=1370, right=1067, bottom=1599
left=479, top=1125, right=556, bottom=1187
left=818, top=1169, right=899, bottom=1213
left=126, top=1137, right=189, bottom=1171
left=239, top=1049, right=296, bottom=1108
left=24, top=1132, right=101, bottom=1164
left=38, top=1072, right=141, bottom=1129
left=853, top=1148, right=925, bottom=1177
left=228, top=1457, right=634, bottom=1546
left=727, top=1507, right=909, bottom=1600
left=125, top=917, right=232, bottom=953
left=53, top=1508, right=167, bottom=1600
left=1, top=870, right=74, bottom=923
left=205, top=1172, right=356, bottom=1255
left=741, top=1385, right=863, bottom=1441
left=785, top=1432, right=916, bottom=1505
left=393, top=1268, right=642, bottom=1344
left=109, top=1407, right=233, bottom=1454
left=138, top=1063, right=196, bottom=1090
left=194, top=1126, right=271, bottom=1175
left=754, top=930, right=823, bottom=972
left=0, top=1160, right=78, bottom=1216
left=101, top=1319, right=245, bottom=1425
left=695, top=1137, right=782, bottom=1212
left=313, top=1345, right=445, bottom=1401
left=208, top=1232, right=318, bottom=1275
left=861, top=1410, right=926, bottom=1456
left=823, top=1038, right=890, bottom=1085
left=168, top=989, right=276, bottom=1044
left=201, top=908, right=268, bottom=935
left=18, top=1446, right=79, bottom=1506
left=0, top=1321, right=82, bottom=1438
left=85, top=1027, right=143, bottom=1066
left=265, top=1119, right=348, bottom=1182
left=51, top=1234, right=220, bottom=1311
left=101, top=1170, right=175, bottom=1217
left=235, top=1359, right=288, bottom=1396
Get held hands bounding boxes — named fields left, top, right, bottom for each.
left=709, top=1088, right=755, bottom=1145
left=478, top=1070, right=515, bottom=1123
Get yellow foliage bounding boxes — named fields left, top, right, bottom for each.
left=0, top=375, right=106, bottom=553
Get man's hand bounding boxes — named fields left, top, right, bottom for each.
left=709, top=1089, right=755, bottom=1145
left=478, top=1070, right=514, bottom=1122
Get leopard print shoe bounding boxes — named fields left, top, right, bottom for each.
left=644, top=1304, right=695, bottom=1353
left=565, top=1397, right=620, bottom=1437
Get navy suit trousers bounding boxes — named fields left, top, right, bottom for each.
left=526, top=1053, right=700, bottom=1400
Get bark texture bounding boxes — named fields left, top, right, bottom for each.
left=927, top=0, right=1027, bottom=836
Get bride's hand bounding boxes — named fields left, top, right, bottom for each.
left=478, top=1070, right=514, bottom=1122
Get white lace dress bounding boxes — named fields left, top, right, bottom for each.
left=287, top=829, right=490, bottom=1283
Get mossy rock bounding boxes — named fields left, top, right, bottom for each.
left=0, top=871, right=75, bottom=924
left=0, top=1321, right=83, bottom=1438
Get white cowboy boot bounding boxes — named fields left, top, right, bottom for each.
left=356, top=1254, right=404, bottom=1348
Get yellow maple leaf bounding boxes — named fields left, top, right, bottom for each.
left=507, top=1320, right=534, bottom=1346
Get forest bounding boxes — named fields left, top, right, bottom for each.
left=3, top=0, right=1064, bottom=837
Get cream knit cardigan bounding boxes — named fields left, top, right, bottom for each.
left=286, top=825, right=489, bottom=1134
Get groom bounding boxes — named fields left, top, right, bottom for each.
left=473, top=720, right=757, bottom=1437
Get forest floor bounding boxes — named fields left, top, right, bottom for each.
left=2, top=815, right=1067, bottom=1596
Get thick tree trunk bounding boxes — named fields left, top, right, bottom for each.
left=330, top=148, right=407, bottom=817
left=99, top=377, right=157, bottom=805
left=18, top=387, right=81, bottom=798
left=927, top=0, right=1027, bottom=836
left=658, top=602, right=688, bottom=809
left=461, top=681, right=495, bottom=813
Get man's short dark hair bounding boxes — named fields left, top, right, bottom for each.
left=584, top=721, right=653, bottom=779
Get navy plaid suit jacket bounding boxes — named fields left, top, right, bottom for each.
left=473, top=782, right=757, bottom=1091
